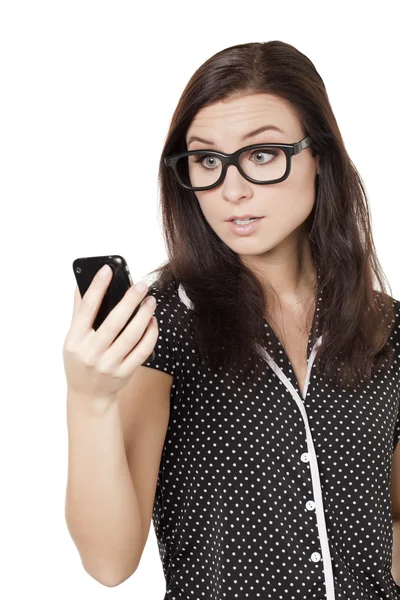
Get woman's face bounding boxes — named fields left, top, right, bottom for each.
left=185, top=92, right=319, bottom=263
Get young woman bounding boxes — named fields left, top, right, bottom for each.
left=64, top=40, right=400, bottom=600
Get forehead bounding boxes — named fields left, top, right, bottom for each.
left=186, top=93, right=301, bottom=142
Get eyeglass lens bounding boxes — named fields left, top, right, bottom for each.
left=176, top=147, right=288, bottom=188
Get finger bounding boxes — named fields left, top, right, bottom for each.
left=100, top=293, right=155, bottom=364
left=69, top=285, right=82, bottom=325
left=71, top=266, right=113, bottom=335
left=72, top=285, right=82, bottom=316
left=116, top=315, right=159, bottom=379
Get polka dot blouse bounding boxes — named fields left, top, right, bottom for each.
left=142, top=278, right=400, bottom=600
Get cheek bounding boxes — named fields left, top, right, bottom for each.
left=196, top=193, right=220, bottom=221
left=268, top=171, right=316, bottom=225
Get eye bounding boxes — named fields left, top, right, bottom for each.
left=250, top=150, right=277, bottom=164
left=193, top=155, right=222, bottom=170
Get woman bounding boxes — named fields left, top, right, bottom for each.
left=141, top=40, right=400, bottom=600
left=64, top=40, right=400, bottom=599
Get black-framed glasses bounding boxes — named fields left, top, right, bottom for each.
left=163, top=136, right=313, bottom=191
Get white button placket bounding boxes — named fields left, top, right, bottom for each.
left=256, top=334, right=337, bottom=600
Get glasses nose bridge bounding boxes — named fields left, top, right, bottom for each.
left=221, top=151, right=246, bottom=183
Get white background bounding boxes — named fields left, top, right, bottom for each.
left=1, top=1, right=399, bottom=598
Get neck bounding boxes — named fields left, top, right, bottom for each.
left=242, top=232, right=318, bottom=306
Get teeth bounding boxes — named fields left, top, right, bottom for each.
left=233, top=218, right=257, bottom=224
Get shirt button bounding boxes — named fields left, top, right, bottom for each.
left=301, top=453, right=310, bottom=462
left=306, top=500, right=316, bottom=511
left=311, top=552, right=321, bottom=562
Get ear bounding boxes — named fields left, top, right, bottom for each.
left=315, top=154, right=320, bottom=175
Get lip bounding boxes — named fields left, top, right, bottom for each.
left=225, top=214, right=260, bottom=221
left=226, top=216, right=264, bottom=236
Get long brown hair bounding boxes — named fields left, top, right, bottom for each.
left=146, top=40, right=396, bottom=389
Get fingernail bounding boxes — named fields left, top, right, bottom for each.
left=144, top=295, right=156, bottom=307
left=135, top=280, right=148, bottom=292
left=100, top=264, right=111, bottom=277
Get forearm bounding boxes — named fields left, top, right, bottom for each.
left=65, top=390, right=142, bottom=586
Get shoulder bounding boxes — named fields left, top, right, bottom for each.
left=383, top=293, right=400, bottom=355
left=393, top=297, right=400, bottom=317
left=391, top=295, right=400, bottom=332
left=386, top=293, right=400, bottom=327
left=144, top=277, right=194, bottom=332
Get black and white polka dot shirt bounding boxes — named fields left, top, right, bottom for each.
left=142, top=278, right=400, bottom=600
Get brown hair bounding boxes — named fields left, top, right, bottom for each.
left=146, top=40, right=396, bottom=389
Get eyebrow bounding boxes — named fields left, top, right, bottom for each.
left=186, top=124, right=285, bottom=147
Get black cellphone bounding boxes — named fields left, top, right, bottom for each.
left=72, top=254, right=155, bottom=362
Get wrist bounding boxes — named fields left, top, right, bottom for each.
left=67, top=388, right=117, bottom=417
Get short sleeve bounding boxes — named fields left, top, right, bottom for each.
left=141, top=281, right=178, bottom=377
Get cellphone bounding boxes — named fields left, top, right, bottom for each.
left=72, top=254, right=155, bottom=362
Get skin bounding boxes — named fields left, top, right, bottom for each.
left=185, top=92, right=320, bottom=320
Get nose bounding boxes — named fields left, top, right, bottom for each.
left=223, top=163, right=245, bottom=183
left=220, top=164, right=253, bottom=201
